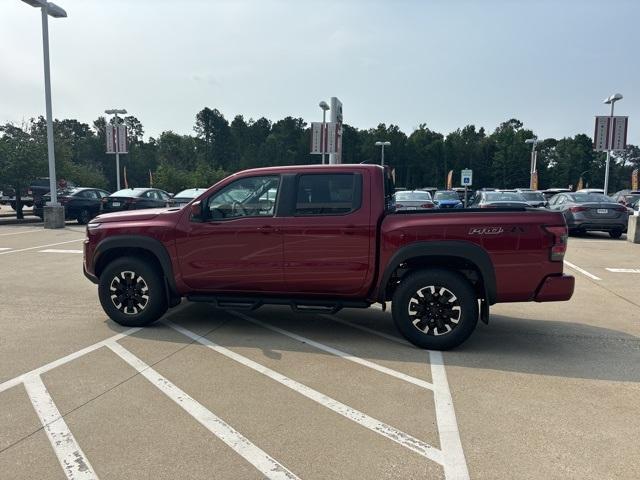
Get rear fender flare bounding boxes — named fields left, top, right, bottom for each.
left=377, top=241, right=497, bottom=304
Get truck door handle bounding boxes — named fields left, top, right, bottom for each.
left=257, top=225, right=277, bottom=234
left=343, top=225, right=357, bottom=235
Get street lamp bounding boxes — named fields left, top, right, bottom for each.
left=602, top=93, right=623, bottom=195
left=105, top=109, right=127, bottom=190
left=375, top=141, right=391, bottom=166
left=524, top=136, right=541, bottom=190
left=20, top=0, right=67, bottom=228
left=319, top=101, right=330, bottom=165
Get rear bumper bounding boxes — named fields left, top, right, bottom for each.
left=534, top=274, right=575, bottom=302
left=568, top=218, right=627, bottom=232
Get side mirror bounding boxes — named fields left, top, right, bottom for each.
left=190, top=201, right=203, bottom=221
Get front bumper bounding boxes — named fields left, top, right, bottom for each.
left=534, top=274, right=575, bottom=302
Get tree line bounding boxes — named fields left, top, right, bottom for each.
left=1, top=108, right=639, bottom=206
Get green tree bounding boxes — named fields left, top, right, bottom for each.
left=0, top=123, right=47, bottom=219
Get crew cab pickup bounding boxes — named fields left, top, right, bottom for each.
left=83, top=165, right=574, bottom=350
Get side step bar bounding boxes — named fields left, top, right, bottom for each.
left=186, top=295, right=371, bottom=315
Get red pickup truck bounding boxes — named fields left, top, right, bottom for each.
left=83, top=164, right=574, bottom=350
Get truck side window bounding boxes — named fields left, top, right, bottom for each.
left=294, top=173, right=362, bottom=216
left=205, top=175, right=280, bottom=220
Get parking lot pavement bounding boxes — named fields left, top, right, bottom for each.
left=0, top=225, right=639, bottom=479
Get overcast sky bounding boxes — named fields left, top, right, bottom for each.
left=1, top=0, right=638, bottom=143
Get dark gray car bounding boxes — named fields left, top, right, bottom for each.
left=548, top=192, right=628, bottom=238
left=470, top=191, right=530, bottom=208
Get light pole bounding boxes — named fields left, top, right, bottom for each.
left=375, top=141, right=391, bottom=166
left=525, top=136, right=541, bottom=190
left=603, top=93, right=623, bottom=195
left=20, top=0, right=67, bottom=228
left=105, top=109, right=127, bottom=190
left=319, top=101, right=329, bottom=165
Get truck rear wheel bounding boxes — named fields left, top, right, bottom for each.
left=391, top=269, right=478, bottom=350
left=98, top=256, right=167, bottom=327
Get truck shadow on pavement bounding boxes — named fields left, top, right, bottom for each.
left=106, top=301, right=640, bottom=384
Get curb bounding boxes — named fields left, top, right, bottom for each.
left=0, top=218, right=43, bottom=226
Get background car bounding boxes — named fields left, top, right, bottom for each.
left=541, top=188, right=571, bottom=200
left=35, top=187, right=111, bottom=224
left=393, top=190, right=435, bottom=211
left=433, top=190, right=463, bottom=209
left=168, top=188, right=206, bottom=208
left=611, top=189, right=640, bottom=207
left=102, top=188, right=171, bottom=213
left=548, top=192, right=628, bottom=238
left=470, top=191, right=530, bottom=208
left=515, top=189, right=548, bottom=208
left=576, top=188, right=605, bottom=195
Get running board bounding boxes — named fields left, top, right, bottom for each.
left=186, top=295, right=371, bottom=314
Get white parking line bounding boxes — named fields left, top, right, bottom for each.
left=324, top=313, right=470, bottom=480
left=606, top=268, right=640, bottom=273
left=0, top=228, right=41, bottom=236
left=0, top=239, right=83, bottom=255
left=24, top=375, right=99, bottom=480
left=166, top=321, right=444, bottom=465
left=0, top=328, right=141, bottom=394
left=106, top=342, right=299, bottom=480
left=229, top=310, right=435, bottom=391
left=563, top=260, right=601, bottom=280
left=0, top=303, right=193, bottom=394
left=39, top=249, right=83, bottom=254
left=430, top=351, right=470, bottom=480
left=0, top=247, right=11, bottom=251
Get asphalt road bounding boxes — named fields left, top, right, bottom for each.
left=0, top=226, right=638, bottom=480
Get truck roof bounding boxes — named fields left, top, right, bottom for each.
left=233, top=164, right=385, bottom=177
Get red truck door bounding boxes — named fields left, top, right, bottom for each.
left=176, top=175, right=285, bottom=293
left=281, top=172, right=373, bottom=296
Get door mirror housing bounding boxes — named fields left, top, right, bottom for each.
left=190, top=201, right=203, bottom=221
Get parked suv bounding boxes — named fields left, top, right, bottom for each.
left=83, top=165, right=574, bottom=350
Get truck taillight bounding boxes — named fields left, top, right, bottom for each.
left=544, top=225, right=568, bottom=262
left=421, top=203, right=434, bottom=208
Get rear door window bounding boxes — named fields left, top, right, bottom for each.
left=294, top=173, right=362, bottom=216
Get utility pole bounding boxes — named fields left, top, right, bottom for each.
left=603, top=93, right=623, bottom=195
left=105, top=109, right=127, bottom=190
left=20, top=0, right=67, bottom=228
left=375, top=141, right=391, bottom=166
left=319, top=101, right=329, bottom=165
left=525, top=136, right=541, bottom=190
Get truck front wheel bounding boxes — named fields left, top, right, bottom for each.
left=391, top=269, right=478, bottom=350
left=98, top=256, right=167, bottom=327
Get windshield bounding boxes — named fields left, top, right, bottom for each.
left=520, top=192, right=545, bottom=201
left=484, top=192, right=526, bottom=202
left=44, top=187, right=79, bottom=198
left=434, top=191, right=459, bottom=201
left=568, top=193, right=613, bottom=203
left=111, top=189, right=144, bottom=197
left=175, top=189, right=204, bottom=199
left=395, top=191, right=432, bottom=201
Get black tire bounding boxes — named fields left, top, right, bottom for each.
left=98, top=256, right=167, bottom=327
left=609, top=229, right=623, bottom=239
left=391, top=269, right=478, bottom=350
left=77, top=208, right=91, bottom=225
